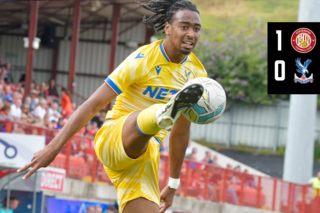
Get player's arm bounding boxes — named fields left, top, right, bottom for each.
left=168, top=115, right=191, bottom=178
left=18, top=83, right=117, bottom=179
left=159, top=115, right=191, bottom=213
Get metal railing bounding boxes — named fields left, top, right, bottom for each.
left=1, top=119, right=319, bottom=213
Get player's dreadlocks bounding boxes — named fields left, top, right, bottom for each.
left=139, top=0, right=199, bottom=33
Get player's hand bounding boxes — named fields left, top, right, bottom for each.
left=17, top=144, right=60, bottom=180
left=159, top=185, right=176, bottom=213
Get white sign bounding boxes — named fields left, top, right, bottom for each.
left=0, top=133, right=45, bottom=168
left=41, top=167, right=65, bottom=192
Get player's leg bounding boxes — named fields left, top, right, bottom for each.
left=122, top=83, right=204, bottom=159
left=121, top=111, right=152, bottom=159
left=123, top=198, right=159, bottom=213
left=95, top=118, right=162, bottom=213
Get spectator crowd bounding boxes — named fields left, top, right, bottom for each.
left=180, top=142, right=258, bottom=203
left=0, top=60, right=106, bottom=167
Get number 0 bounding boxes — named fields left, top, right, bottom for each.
left=275, top=60, right=285, bottom=81
left=276, top=30, right=282, bottom=51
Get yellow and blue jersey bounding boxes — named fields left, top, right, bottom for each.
left=97, top=40, right=207, bottom=212
left=105, top=40, right=207, bottom=142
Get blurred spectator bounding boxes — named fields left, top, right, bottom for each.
left=95, top=205, right=103, bottom=213
left=0, top=196, right=20, bottom=213
left=227, top=187, right=239, bottom=205
left=222, top=165, right=241, bottom=205
left=24, top=96, right=32, bottom=109
left=29, top=90, right=38, bottom=110
left=77, top=127, right=86, bottom=137
left=0, top=105, right=12, bottom=120
left=18, top=73, right=25, bottom=85
left=33, top=99, right=47, bottom=120
left=244, top=169, right=257, bottom=188
left=186, top=147, right=197, bottom=159
left=72, top=102, right=77, bottom=112
left=4, top=85, right=12, bottom=98
left=91, top=112, right=104, bottom=128
left=12, top=90, right=22, bottom=103
left=48, top=102, right=61, bottom=123
left=85, top=122, right=97, bottom=140
left=39, top=82, right=48, bottom=99
left=18, top=87, right=25, bottom=97
left=0, top=62, right=14, bottom=83
left=57, top=118, right=64, bottom=130
left=4, top=96, right=12, bottom=107
left=61, top=87, right=73, bottom=119
left=91, top=122, right=99, bottom=134
left=20, top=113, right=28, bottom=123
left=86, top=122, right=92, bottom=131
left=209, top=167, right=222, bottom=185
left=202, top=151, right=213, bottom=164
left=189, top=148, right=198, bottom=170
left=0, top=85, right=5, bottom=101
left=227, top=163, right=232, bottom=170
left=51, top=120, right=57, bottom=129
left=86, top=205, right=95, bottom=213
left=48, top=78, right=59, bottom=98
left=35, top=84, right=40, bottom=96
left=106, top=206, right=119, bottom=213
left=9, top=98, right=22, bottom=120
left=21, top=104, right=35, bottom=124
left=42, top=114, right=50, bottom=128
left=310, top=171, right=320, bottom=196
left=99, top=112, right=106, bottom=126
left=31, top=81, right=36, bottom=91
left=231, top=165, right=241, bottom=185
left=185, top=140, right=192, bottom=157
left=213, top=155, right=219, bottom=166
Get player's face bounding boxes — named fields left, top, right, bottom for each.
left=168, top=10, right=201, bottom=55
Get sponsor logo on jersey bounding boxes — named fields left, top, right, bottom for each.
left=143, top=86, right=178, bottom=100
left=155, top=66, right=162, bottom=75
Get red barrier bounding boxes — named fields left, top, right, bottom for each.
left=239, top=173, right=245, bottom=205
left=221, top=169, right=227, bottom=203
left=2, top=119, right=320, bottom=212
left=256, top=177, right=261, bottom=208
left=301, top=185, right=306, bottom=213
left=287, top=183, right=292, bottom=213
left=203, top=165, right=209, bottom=199
left=272, top=179, right=277, bottom=210
left=5, top=120, right=11, bottom=133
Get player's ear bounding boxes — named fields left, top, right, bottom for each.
left=165, top=22, right=171, bottom=36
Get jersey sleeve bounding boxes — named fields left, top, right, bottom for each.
left=104, top=49, right=144, bottom=95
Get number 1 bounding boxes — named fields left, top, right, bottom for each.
left=276, top=30, right=282, bottom=51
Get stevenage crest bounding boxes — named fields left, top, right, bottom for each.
left=291, top=28, right=316, bottom=53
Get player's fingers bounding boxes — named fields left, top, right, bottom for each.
left=17, top=163, right=33, bottom=173
left=159, top=205, right=165, bottom=213
left=22, top=167, right=38, bottom=180
left=160, top=203, right=169, bottom=213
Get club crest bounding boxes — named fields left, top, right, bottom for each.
left=291, top=28, right=316, bottom=53
left=294, top=58, right=313, bottom=84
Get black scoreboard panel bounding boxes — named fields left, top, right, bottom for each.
left=268, top=23, right=320, bottom=94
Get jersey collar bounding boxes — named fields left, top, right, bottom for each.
left=159, top=40, right=188, bottom=64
